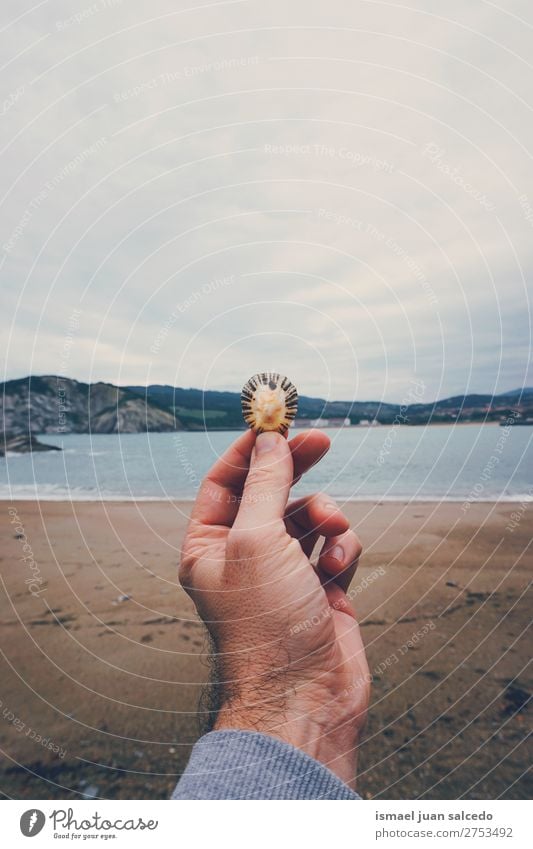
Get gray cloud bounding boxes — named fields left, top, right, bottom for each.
left=1, top=0, right=531, bottom=402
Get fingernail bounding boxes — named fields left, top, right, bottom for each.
left=255, top=432, right=280, bottom=456
left=328, top=544, right=344, bottom=562
left=322, top=501, right=338, bottom=512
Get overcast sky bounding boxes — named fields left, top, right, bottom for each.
left=1, top=0, right=532, bottom=402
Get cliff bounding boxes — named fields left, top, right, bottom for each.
left=1, top=376, right=181, bottom=436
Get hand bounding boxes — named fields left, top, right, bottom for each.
left=179, top=429, right=370, bottom=789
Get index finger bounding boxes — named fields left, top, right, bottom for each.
left=191, top=429, right=330, bottom=527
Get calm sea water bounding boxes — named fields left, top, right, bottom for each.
left=1, top=425, right=531, bottom=502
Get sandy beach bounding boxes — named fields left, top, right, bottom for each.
left=0, top=499, right=530, bottom=800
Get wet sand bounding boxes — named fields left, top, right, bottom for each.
left=0, top=499, right=530, bottom=799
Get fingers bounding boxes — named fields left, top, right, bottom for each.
left=290, top=430, right=330, bottom=483
left=284, top=496, right=361, bottom=589
left=232, top=431, right=294, bottom=531
left=192, top=429, right=330, bottom=528
left=323, top=582, right=357, bottom=620
left=318, top=529, right=363, bottom=594
left=192, top=430, right=255, bottom=526
left=284, top=493, right=349, bottom=558
left=286, top=493, right=349, bottom=538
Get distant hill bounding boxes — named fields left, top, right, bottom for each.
left=127, top=384, right=403, bottom=428
left=127, top=384, right=533, bottom=428
left=127, top=384, right=244, bottom=429
left=1, top=376, right=181, bottom=437
left=1, top=378, right=532, bottom=448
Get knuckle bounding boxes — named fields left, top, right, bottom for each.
left=227, top=520, right=285, bottom=561
left=285, top=534, right=305, bottom=561
left=350, top=531, right=364, bottom=559
left=178, top=535, right=201, bottom=587
left=314, top=492, right=338, bottom=514
left=317, top=492, right=336, bottom=506
left=340, top=528, right=362, bottom=558
left=244, top=464, right=278, bottom=493
left=178, top=557, right=193, bottom=589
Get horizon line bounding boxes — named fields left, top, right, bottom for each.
left=2, top=373, right=532, bottom=407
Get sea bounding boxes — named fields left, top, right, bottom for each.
left=1, top=424, right=531, bottom=502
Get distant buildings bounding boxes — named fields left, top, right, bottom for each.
left=293, top=417, right=352, bottom=428
left=292, top=417, right=380, bottom=428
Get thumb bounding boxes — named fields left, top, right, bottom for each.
left=233, top=431, right=293, bottom=531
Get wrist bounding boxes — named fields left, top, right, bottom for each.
left=213, top=684, right=361, bottom=790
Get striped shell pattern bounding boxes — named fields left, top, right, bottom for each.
left=241, top=372, right=298, bottom=434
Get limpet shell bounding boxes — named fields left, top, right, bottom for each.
left=241, top=372, right=298, bottom=434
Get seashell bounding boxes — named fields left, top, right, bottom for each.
left=241, top=372, right=298, bottom=434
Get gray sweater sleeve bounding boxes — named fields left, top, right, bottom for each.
left=171, top=730, right=360, bottom=800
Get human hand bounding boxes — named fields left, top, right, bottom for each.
left=179, top=429, right=370, bottom=789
